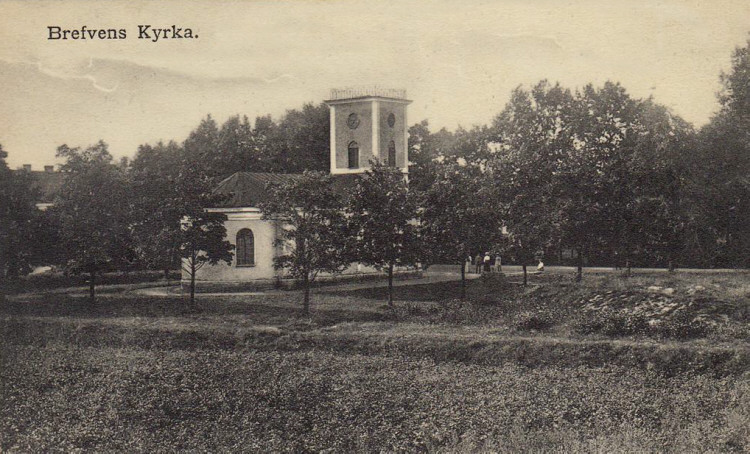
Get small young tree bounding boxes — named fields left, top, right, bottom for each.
left=347, top=162, right=421, bottom=308
left=53, top=141, right=132, bottom=302
left=259, top=171, right=349, bottom=314
left=179, top=214, right=233, bottom=304
left=174, top=157, right=234, bottom=304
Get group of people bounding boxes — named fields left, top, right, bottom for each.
left=466, top=253, right=546, bottom=273
left=469, top=252, right=502, bottom=274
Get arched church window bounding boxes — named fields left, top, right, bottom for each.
left=388, top=140, right=396, bottom=167
left=236, top=228, right=255, bottom=266
left=348, top=141, right=359, bottom=169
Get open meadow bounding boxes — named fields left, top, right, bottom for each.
left=1, top=270, right=749, bottom=452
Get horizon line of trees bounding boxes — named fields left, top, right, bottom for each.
left=1, top=38, right=748, bottom=304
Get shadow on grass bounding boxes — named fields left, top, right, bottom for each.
left=323, top=281, right=466, bottom=302
left=323, top=275, right=519, bottom=305
left=0, top=292, right=391, bottom=326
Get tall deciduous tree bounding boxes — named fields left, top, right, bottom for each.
left=628, top=99, right=694, bottom=270
left=128, top=141, right=183, bottom=279
left=259, top=171, right=349, bottom=314
left=692, top=38, right=750, bottom=267
left=215, top=115, right=256, bottom=177
left=347, top=162, right=421, bottom=307
left=421, top=162, right=503, bottom=297
left=183, top=114, right=221, bottom=179
left=407, top=120, right=441, bottom=192
left=271, top=103, right=330, bottom=173
left=0, top=145, right=41, bottom=281
left=491, top=82, right=574, bottom=282
left=53, top=141, right=132, bottom=301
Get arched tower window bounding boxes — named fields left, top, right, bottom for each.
left=236, top=228, right=255, bottom=266
left=348, top=141, right=359, bottom=169
left=388, top=140, right=397, bottom=167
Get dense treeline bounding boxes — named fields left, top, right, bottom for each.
left=412, top=39, right=749, bottom=271
left=1, top=39, right=748, bottom=293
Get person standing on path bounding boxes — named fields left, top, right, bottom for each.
left=475, top=253, right=482, bottom=274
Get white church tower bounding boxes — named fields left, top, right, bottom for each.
left=324, top=87, right=411, bottom=175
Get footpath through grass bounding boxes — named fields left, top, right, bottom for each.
left=1, top=270, right=748, bottom=452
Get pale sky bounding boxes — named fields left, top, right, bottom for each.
left=1, top=0, right=748, bottom=168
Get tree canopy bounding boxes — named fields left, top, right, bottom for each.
left=52, top=141, right=132, bottom=301
left=259, top=171, right=350, bottom=314
left=347, top=162, right=421, bottom=306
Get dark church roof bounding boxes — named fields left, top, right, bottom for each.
left=212, top=171, right=365, bottom=208
left=213, top=172, right=304, bottom=207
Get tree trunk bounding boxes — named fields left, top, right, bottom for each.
left=189, top=260, right=196, bottom=305
left=460, top=261, right=466, bottom=300
left=668, top=260, right=675, bottom=273
left=576, top=249, right=583, bottom=282
left=302, top=273, right=310, bottom=315
left=522, top=264, right=527, bottom=286
left=89, top=270, right=96, bottom=303
left=625, top=259, right=631, bottom=277
left=387, top=264, right=394, bottom=308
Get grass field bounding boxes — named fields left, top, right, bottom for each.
left=1, top=271, right=748, bottom=452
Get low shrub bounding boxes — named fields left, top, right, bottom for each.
left=652, top=309, right=711, bottom=340
left=514, top=310, right=555, bottom=331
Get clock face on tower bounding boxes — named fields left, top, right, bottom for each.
left=347, top=113, right=360, bottom=129
left=387, top=113, right=396, bottom=127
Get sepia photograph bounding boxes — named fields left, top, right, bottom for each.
left=1, top=0, right=749, bottom=451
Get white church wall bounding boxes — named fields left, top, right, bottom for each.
left=187, top=208, right=281, bottom=284
left=182, top=206, right=410, bottom=289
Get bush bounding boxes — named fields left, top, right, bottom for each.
left=652, top=310, right=711, bottom=340
left=514, top=311, right=554, bottom=331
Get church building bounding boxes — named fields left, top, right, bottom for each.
left=187, top=87, right=411, bottom=288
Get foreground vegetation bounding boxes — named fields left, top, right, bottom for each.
left=1, top=271, right=748, bottom=452
left=2, top=345, right=748, bottom=452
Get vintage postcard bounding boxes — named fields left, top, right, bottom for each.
left=1, top=0, right=748, bottom=452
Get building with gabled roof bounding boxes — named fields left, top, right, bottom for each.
left=13, top=165, right=64, bottom=210
left=186, top=88, right=411, bottom=288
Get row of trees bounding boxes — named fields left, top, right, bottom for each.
left=408, top=38, right=750, bottom=271
left=0, top=101, right=333, bottom=300
left=0, top=140, right=233, bottom=302
left=1, top=38, right=747, bottom=306
left=182, top=103, right=330, bottom=180
left=259, top=166, right=418, bottom=313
